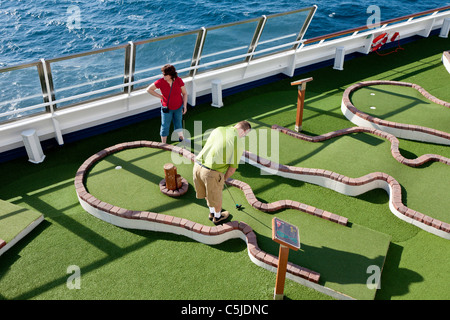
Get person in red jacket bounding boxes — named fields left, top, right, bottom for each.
left=147, top=64, right=188, bottom=143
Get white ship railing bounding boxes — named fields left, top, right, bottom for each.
left=0, top=7, right=316, bottom=123
left=0, top=5, right=449, bottom=154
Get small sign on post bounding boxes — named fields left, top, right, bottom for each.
left=272, top=217, right=300, bottom=300
left=291, top=77, right=313, bottom=132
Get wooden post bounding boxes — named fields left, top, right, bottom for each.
left=291, top=77, right=313, bottom=132
left=274, top=245, right=290, bottom=300
left=164, top=163, right=178, bottom=190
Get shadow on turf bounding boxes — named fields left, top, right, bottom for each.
left=375, top=242, right=424, bottom=300
left=253, top=231, right=423, bottom=300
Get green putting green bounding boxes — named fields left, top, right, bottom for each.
left=350, top=84, right=449, bottom=132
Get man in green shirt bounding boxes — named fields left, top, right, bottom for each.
left=193, top=121, right=251, bottom=225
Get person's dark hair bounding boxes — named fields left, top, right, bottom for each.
left=161, top=64, right=178, bottom=79
left=236, top=120, right=251, bottom=131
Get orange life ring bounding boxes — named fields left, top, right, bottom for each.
left=371, top=32, right=388, bottom=52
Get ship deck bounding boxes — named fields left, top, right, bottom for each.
left=0, top=35, right=449, bottom=300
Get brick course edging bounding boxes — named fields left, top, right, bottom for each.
left=271, top=125, right=450, bottom=238
left=271, top=125, right=450, bottom=168
left=341, top=80, right=450, bottom=145
left=226, top=167, right=348, bottom=226
left=74, top=141, right=321, bottom=284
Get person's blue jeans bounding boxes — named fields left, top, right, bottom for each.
left=160, top=105, right=183, bottom=137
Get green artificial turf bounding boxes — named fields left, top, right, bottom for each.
left=0, top=35, right=449, bottom=300
left=0, top=200, right=42, bottom=243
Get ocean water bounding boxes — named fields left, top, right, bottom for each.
left=0, top=0, right=448, bottom=119
left=1, top=0, right=448, bottom=67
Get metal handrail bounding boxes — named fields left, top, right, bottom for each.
left=200, top=45, right=249, bottom=60
left=134, top=58, right=192, bottom=75
left=133, top=29, right=202, bottom=46
left=52, top=82, right=126, bottom=105
left=0, top=102, right=50, bottom=117
left=0, top=60, right=41, bottom=73
left=256, top=33, right=298, bottom=46
left=54, top=73, right=124, bottom=94
left=0, top=93, right=43, bottom=107
left=252, top=39, right=304, bottom=56
left=45, top=43, right=129, bottom=64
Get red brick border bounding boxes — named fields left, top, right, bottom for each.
left=74, top=141, right=321, bottom=284
left=271, top=126, right=450, bottom=236
left=271, top=125, right=450, bottom=167
left=225, top=176, right=348, bottom=226
left=341, top=80, right=450, bottom=143
left=159, top=177, right=189, bottom=197
left=0, top=239, right=6, bottom=250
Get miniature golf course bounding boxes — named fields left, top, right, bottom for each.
left=0, top=35, right=448, bottom=300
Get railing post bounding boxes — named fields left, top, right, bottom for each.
left=40, top=58, right=64, bottom=145
left=293, top=4, right=317, bottom=50
left=190, top=27, right=207, bottom=78
left=124, top=41, right=136, bottom=93
left=37, top=59, right=56, bottom=113
left=245, top=16, right=267, bottom=63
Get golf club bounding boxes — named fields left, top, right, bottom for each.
left=224, top=182, right=243, bottom=210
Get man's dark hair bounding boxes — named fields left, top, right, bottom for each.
left=236, top=121, right=251, bottom=131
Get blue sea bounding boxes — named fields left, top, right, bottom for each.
left=0, top=0, right=448, bottom=120
left=1, top=0, right=448, bottom=67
